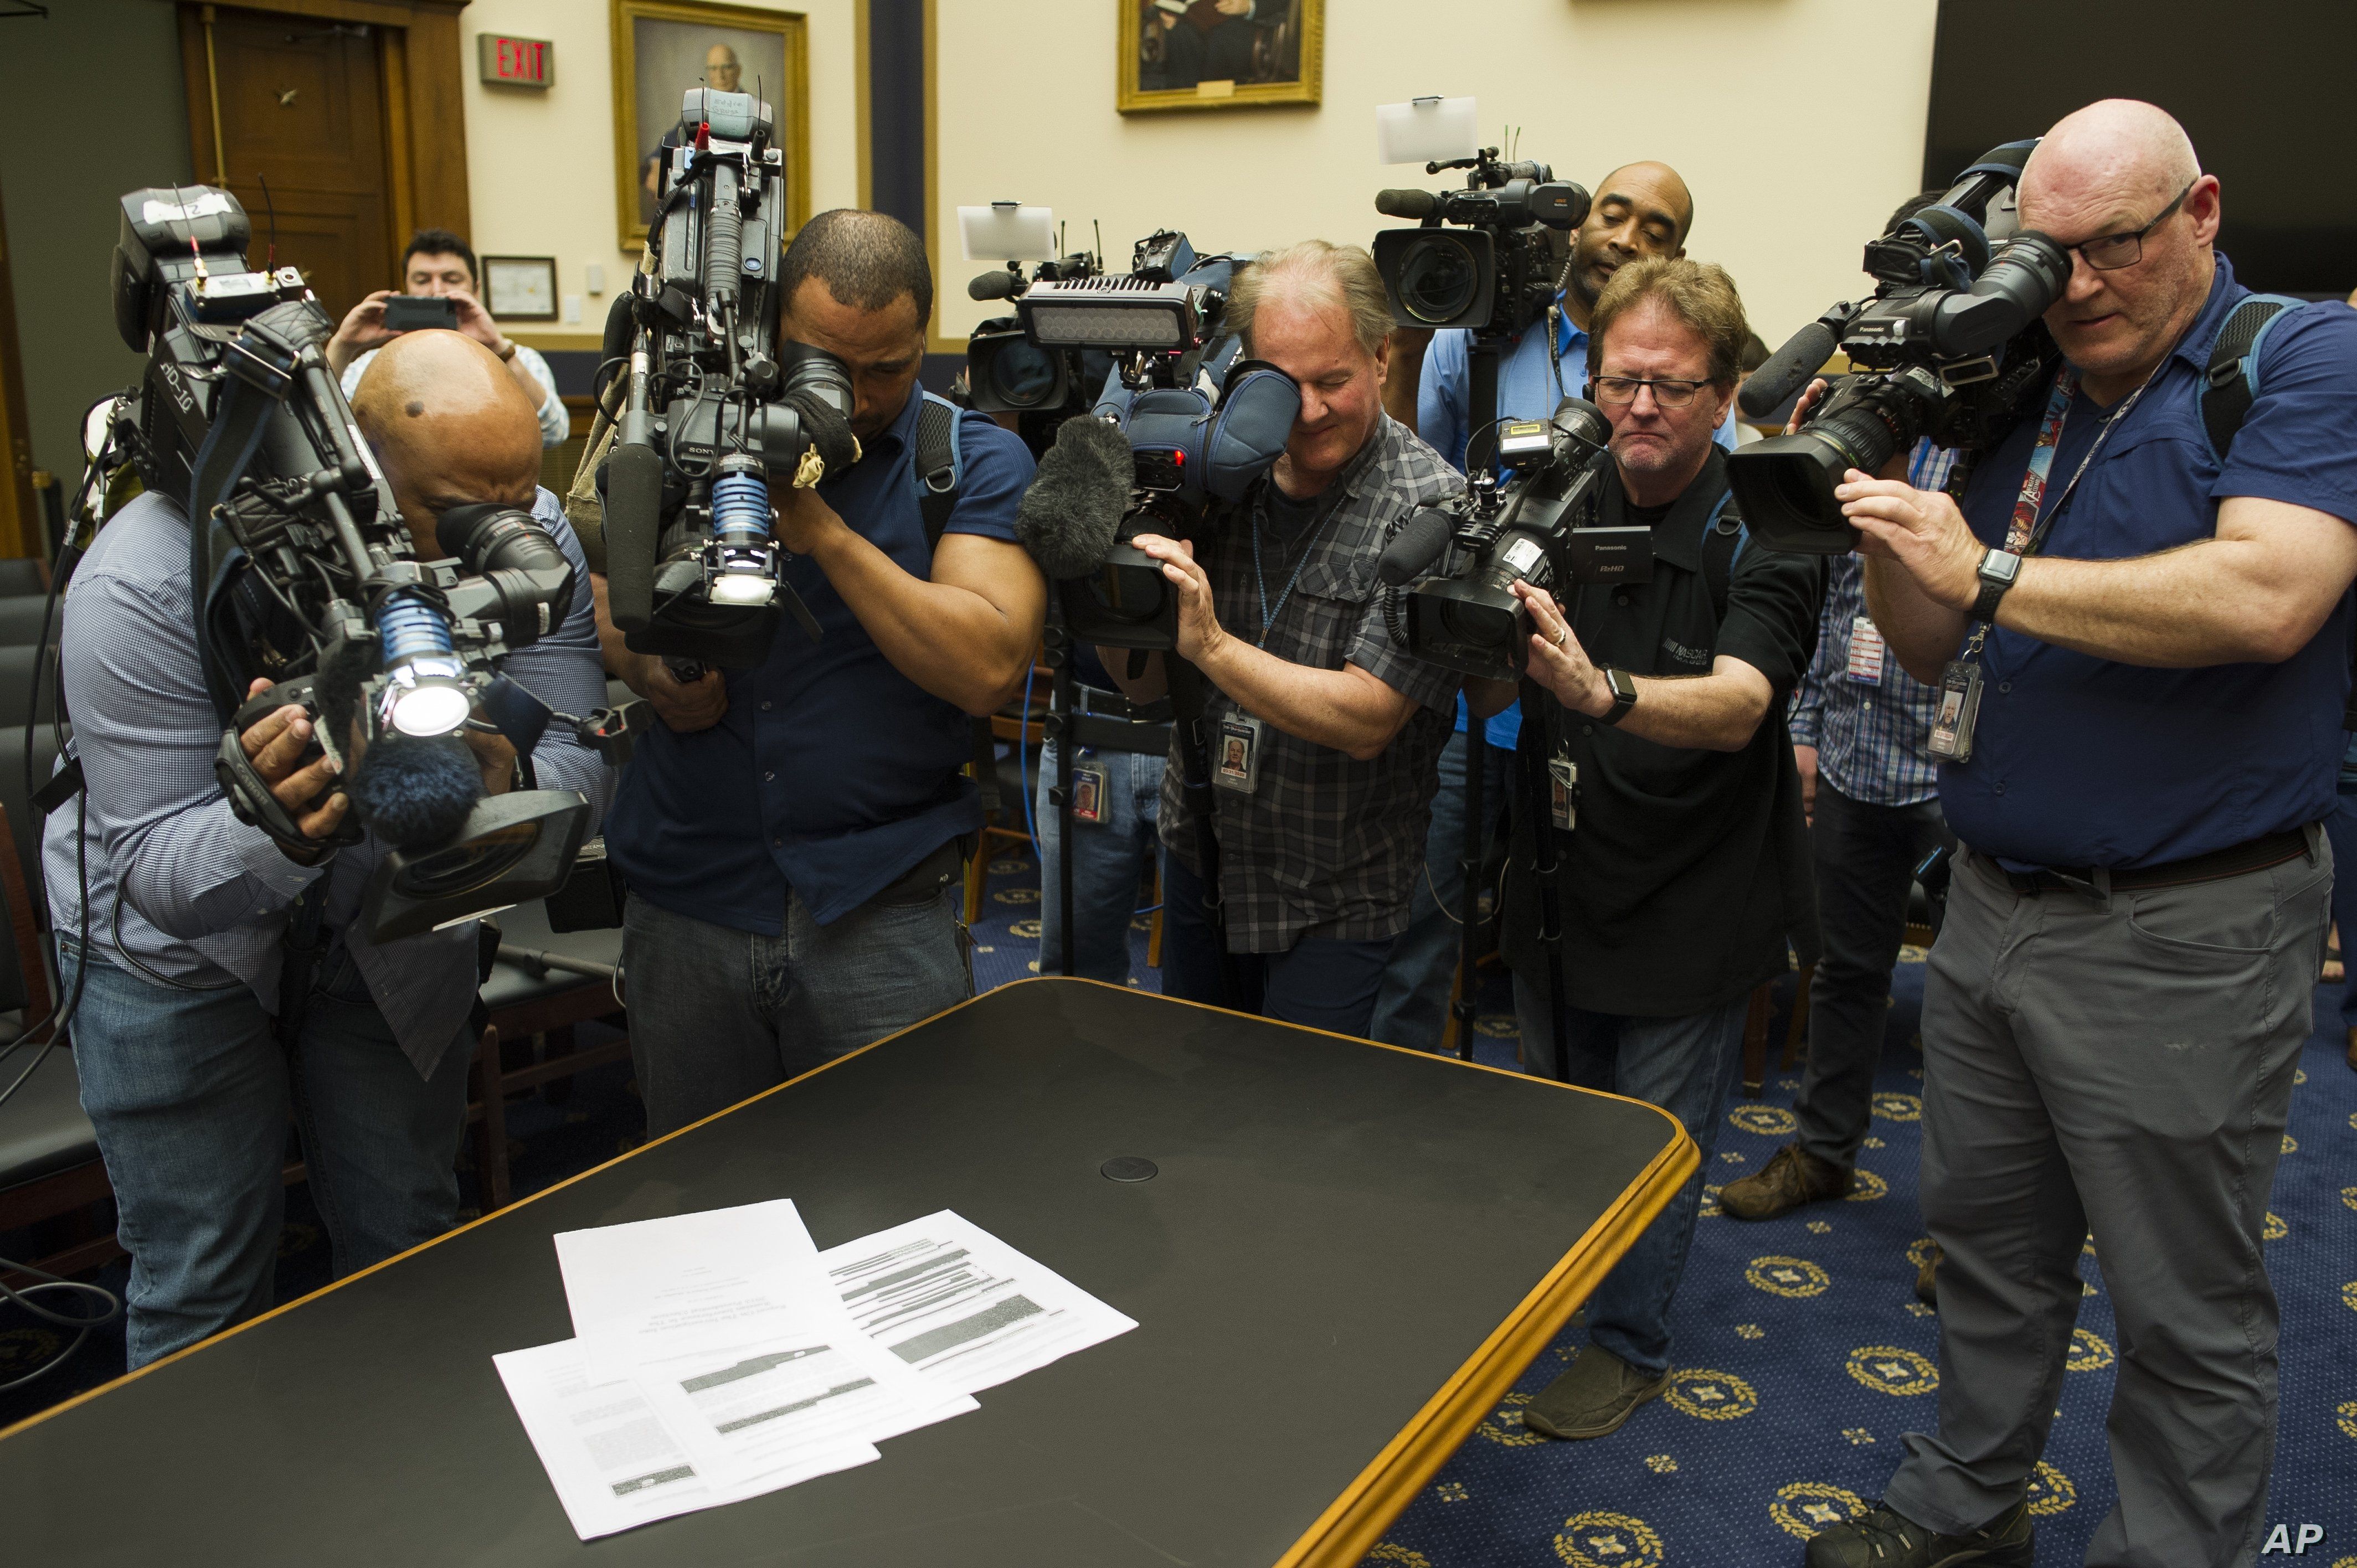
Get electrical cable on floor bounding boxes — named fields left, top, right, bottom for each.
left=0, top=1252, right=121, bottom=1391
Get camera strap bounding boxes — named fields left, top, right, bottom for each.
left=911, top=393, right=1004, bottom=816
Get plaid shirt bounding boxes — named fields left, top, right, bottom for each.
left=1159, top=415, right=1464, bottom=952
left=1785, top=442, right=1955, bottom=807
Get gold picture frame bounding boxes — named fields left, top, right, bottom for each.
left=1118, top=0, right=1322, bottom=114
left=611, top=0, right=811, bottom=252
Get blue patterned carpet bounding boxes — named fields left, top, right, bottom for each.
left=7, top=830, right=2354, bottom=1567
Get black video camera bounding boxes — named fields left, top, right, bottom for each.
left=103, top=186, right=631, bottom=941
left=1379, top=398, right=1614, bottom=680
left=1728, top=141, right=2071, bottom=553
left=1373, top=149, right=1589, bottom=333
left=960, top=232, right=1107, bottom=454
left=601, top=89, right=860, bottom=670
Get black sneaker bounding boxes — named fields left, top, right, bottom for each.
left=1803, top=1500, right=2033, bottom=1567
left=1520, top=1344, right=1668, bottom=1440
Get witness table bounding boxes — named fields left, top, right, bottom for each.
left=0, top=979, right=1696, bottom=1567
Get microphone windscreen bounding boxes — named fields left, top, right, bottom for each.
left=968, top=270, right=1018, bottom=302
left=1016, top=416, right=1131, bottom=581
left=347, top=734, right=482, bottom=852
left=1375, top=188, right=1438, bottom=221
left=1738, top=322, right=1839, bottom=420
left=1378, top=506, right=1456, bottom=587
left=603, top=441, right=662, bottom=631
left=600, top=291, right=636, bottom=365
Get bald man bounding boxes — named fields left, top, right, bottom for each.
left=1367, top=160, right=1732, bottom=1056
left=1802, top=100, right=2357, bottom=1568
left=704, top=42, right=742, bottom=93
left=47, top=327, right=611, bottom=1368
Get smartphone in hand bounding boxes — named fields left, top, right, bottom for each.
left=381, top=295, right=459, bottom=332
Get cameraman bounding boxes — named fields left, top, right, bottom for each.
left=325, top=228, right=569, bottom=448
left=1804, top=102, right=2357, bottom=1568
left=1371, top=160, right=1733, bottom=1053
left=1501, top=258, right=1824, bottom=1443
left=595, top=210, right=1043, bottom=1137
left=1116, top=240, right=1464, bottom=1035
left=49, top=332, right=610, bottom=1366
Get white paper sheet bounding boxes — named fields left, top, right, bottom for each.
left=554, top=1199, right=975, bottom=1487
left=492, top=1338, right=878, bottom=1541
left=821, top=1210, right=1138, bottom=1395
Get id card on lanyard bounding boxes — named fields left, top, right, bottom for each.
left=1930, top=364, right=2150, bottom=763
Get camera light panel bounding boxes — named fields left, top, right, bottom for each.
left=959, top=203, right=1058, bottom=264
left=1376, top=97, right=1479, bottom=167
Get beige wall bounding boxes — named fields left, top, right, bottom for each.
left=458, top=0, right=868, bottom=345
left=931, top=0, right=1941, bottom=355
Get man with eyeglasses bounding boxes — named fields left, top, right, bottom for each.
left=1803, top=101, right=2357, bottom=1568
left=1370, top=161, right=1735, bottom=1054
left=1483, top=256, right=1825, bottom=1443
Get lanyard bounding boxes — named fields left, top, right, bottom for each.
left=1963, top=360, right=2158, bottom=664
left=1250, top=486, right=1334, bottom=648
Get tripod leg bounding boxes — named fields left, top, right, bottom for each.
left=1455, top=724, right=1486, bottom=1061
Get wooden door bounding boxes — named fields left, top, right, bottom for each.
left=179, top=5, right=394, bottom=322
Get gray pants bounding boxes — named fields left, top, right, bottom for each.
left=1796, top=783, right=1953, bottom=1169
left=622, top=876, right=972, bottom=1137
left=1883, top=836, right=2329, bottom=1567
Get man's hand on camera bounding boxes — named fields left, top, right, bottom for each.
left=325, top=290, right=400, bottom=377
left=1131, top=534, right=1229, bottom=667
left=464, top=727, right=517, bottom=797
left=1838, top=470, right=1983, bottom=610
left=1511, top=582, right=1613, bottom=717
left=238, top=677, right=347, bottom=858
left=443, top=288, right=514, bottom=359
left=774, top=484, right=850, bottom=557
left=630, top=653, right=727, bottom=733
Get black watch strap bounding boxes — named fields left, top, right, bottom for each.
left=1599, top=667, right=1638, bottom=726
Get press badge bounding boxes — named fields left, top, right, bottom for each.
left=1214, top=714, right=1264, bottom=794
left=1069, top=755, right=1108, bottom=824
left=1548, top=747, right=1578, bottom=832
left=1926, top=660, right=1984, bottom=763
left=1846, top=615, right=1886, bottom=685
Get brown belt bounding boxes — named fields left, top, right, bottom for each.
left=1992, top=826, right=2313, bottom=896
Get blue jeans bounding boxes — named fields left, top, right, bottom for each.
left=1034, top=744, right=1161, bottom=985
left=1158, top=853, right=1392, bottom=1036
left=2324, top=788, right=2357, bottom=1028
left=1369, top=729, right=1512, bottom=1053
left=1514, top=973, right=1746, bottom=1376
left=622, top=880, right=972, bottom=1136
left=64, top=941, right=472, bottom=1368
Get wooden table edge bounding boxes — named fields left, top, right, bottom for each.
left=0, top=974, right=1701, bottom=1568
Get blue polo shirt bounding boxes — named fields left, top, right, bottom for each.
left=606, top=385, right=1034, bottom=931
left=1419, top=303, right=1740, bottom=749
left=1940, top=255, right=2357, bottom=870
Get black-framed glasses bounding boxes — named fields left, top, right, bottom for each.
left=2065, top=179, right=2195, bottom=272
left=1591, top=375, right=1713, bottom=409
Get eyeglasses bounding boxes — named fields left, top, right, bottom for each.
left=1591, top=375, right=1713, bottom=409
left=2063, top=179, right=2195, bottom=272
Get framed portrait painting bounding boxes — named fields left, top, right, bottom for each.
left=1119, top=0, right=1322, bottom=114
left=611, top=0, right=810, bottom=251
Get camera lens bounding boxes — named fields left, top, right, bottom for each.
left=1397, top=235, right=1482, bottom=326
left=1725, top=378, right=1926, bottom=554
left=778, top=343, right=855, bottom=417
left=986, top=340, right=1063, bottom=410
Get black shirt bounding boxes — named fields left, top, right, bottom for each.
left=1502, top=447, right=1826, bottom=1017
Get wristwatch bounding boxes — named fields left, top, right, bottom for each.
left=1598, top=667, right=1639, bottom=727
left=494, top=337, right=520, bottom=363
left=1970, top=548, right=2022, bottom=623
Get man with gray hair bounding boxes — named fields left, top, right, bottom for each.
left=1107, top=239, right=1464, bottom=1034
left=1805, top=100, right=2357, bottom=1568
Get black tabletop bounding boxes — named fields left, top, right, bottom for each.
left=0, top=980, right=1692, bottom=1567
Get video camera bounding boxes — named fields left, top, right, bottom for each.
left=101, top=185, right=630, bottom=941
left=1372, top=148, right=1589, bottom=333
left=1008, top=231, right=1301, bottom=652
left=960, top=220, right=1106, bottom=450
left=600, top=89, right=860, bottom=672
left=1727, top=141, right=2070, bottom=552
left=1376, top=398, right=1614, bottom=681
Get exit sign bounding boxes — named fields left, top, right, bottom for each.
left=478, top=33, right=553, bottom=87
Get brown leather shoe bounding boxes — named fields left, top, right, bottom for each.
left=1718, top=1142, right=1852, bottom=1220
left=1915, top=1239, right=1942, bottom=1307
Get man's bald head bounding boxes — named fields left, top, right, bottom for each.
left=2017, top=100, right=2221, bottom=399
left=1600, top=162, right=1695, bottom=242
left=1565, top=161, right=1695, bottom=318
left=352, top=329, right=542, bottom=556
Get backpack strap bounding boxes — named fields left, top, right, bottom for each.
left=2200, top=293, right=2303, bottom=466
left=1701, top=489, right=1748, bottom=626
left=913, top=391, right=963, bottom=552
